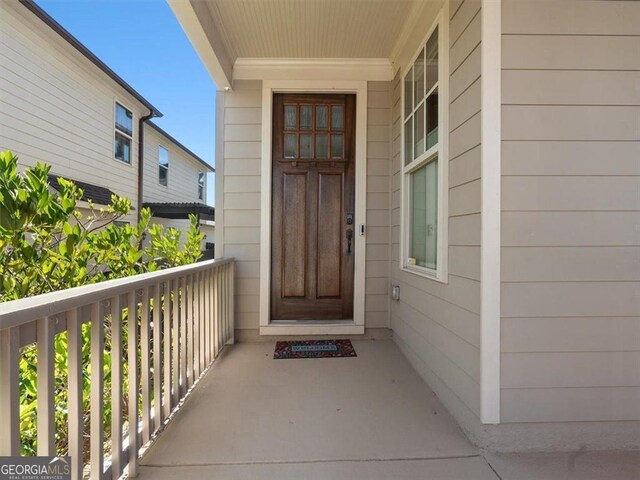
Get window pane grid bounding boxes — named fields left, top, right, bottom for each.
left=281, top=103, right=345, bottom=160
left=402, top=24, right=440, bottom=274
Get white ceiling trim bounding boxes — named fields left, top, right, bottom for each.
left=389, top=0, right=431, bottom=73
left=233, top=58, right=394, bottom=82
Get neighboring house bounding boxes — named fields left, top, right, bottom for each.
left=0, top=0, right=214, bottom=249
left=142, top=122, right=215, bottom=253
left=170, top=0, right=640, bottom=453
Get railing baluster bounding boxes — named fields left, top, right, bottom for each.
left=127, top=291, right=139, bottom=477
left=163, top=281, right=172, bottom=418
left=193, top=272, right=201, bottom=379
left=179, top=277, right=187, bottom=396
left=67, top=309, right=83, bottom=480
left=223, top=266, right=228, bottom=346
left=171, top=279, right=180, bottom=407
left=229, top=261, right=235, bottom=345
left=140, top=287, right=151, bottom=444
left=36, top=316, right=55, bottom=455
left=0, top=326, right=20, bottom=455
left=223, top=264, right=229, bottom=344
left=203, top=270, right=210, bottom=366
left=90, top=302, right=104, bottom=479
left=213, top=267, right=220, bottom=357
left=186, top=274, right=194, bottom=388
left=153, top=283, right=162, bottom=430
left=111, top=296, right=123, bottom=479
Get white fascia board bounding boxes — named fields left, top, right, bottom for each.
left=233, top=58, right=394, bottom=82
left=167, top=0, right=233, bottom=90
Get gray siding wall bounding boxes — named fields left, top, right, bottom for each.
left=391, top=0, right=482, bottom=421
left=219, top=80, right=392, bottom=331
left=0, top=0, right=147, bottom=217
left=500, top=0, right=640, bottom=423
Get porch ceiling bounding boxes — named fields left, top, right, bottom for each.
left=206, top=0, right=417, bottom=59
left=169, top=0, right=427, bottom=88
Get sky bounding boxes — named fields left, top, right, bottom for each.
left=36, top=0, right=217, bottom=205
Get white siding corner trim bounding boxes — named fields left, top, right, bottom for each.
left=259, top=80, right=368, bottom=335
left=480, top=0, right=501, bottom=424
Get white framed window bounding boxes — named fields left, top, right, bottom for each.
left=159, top=146, right=169, bottom=186
left=197, top=171, right=205, bottom=200
left=401, top=11, right=448, bottom=281
left=114, top=102, right=133, bottom=164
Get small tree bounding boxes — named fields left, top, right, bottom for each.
left=0, top=151, right=204, bottom=455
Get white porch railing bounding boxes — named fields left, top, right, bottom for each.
left=0, top=258, right=235, bottom=479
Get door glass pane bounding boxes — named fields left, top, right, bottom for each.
left=414, top=103, right=425, bottom=159
left=300, top=134, right=312, bottom=158
left=330, top=134, right=343, bottom=159
left=315, top=105, right=328, bottom=130
left=300, top=105, right=313, bottom=130
left=425, top=28, right=438, bottom=94
left=404, top=66, right=413, bottom=118
left=409, top=159, right=438, bottom=269
left=315, top=134, right=328, bottom=158
left=414, top=48, right=425, bottom=107
left=284, top=133, right=297, bottom=158
left=284, top=105, right=297, bottom=130
left=331, top=105, right=344, bottom=130
left=426, top=88, right=439, bottom=149
left=403, top=118, right=412, bottom=165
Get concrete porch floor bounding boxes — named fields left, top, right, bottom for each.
left=137, top=340, right=639, bottom=479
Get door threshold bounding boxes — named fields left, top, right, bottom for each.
left=260, top=320, right=365, bottom=336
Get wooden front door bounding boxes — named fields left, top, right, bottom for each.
left=271, top=94, right=356, bottom=320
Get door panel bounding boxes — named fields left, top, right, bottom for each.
left=317, top=172, right=343, bottom=298
left=282, top=173, right=307, bottom=298
left=271, top=93, right=355, bottom=320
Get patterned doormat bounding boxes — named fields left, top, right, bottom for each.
left=273, top=339, right=357, bottom=359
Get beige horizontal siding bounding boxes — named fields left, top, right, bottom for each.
left=502, top=247, right=640, bottom=282
left=503, top=70, right=640, bottom=106
left=143, top=127, right=206, bottom=204
left=502, top=141, right=640, bottom=177
left=503, top=35, right=640, bottom=71
left=502, top=212, right=640, bottom=247
left=0, top=1, right=147, bottom=209
left=391, top=0, right=482, bottom=423
left=502, top=0, right=640, bottom=36
left=501, top=387, right=640, bottom=423
left=502, top=352, right=640, bottom=389
left=502, top=176, right=640, bottom=211
left=502, top=317, right=640, bottom=353
left=500, top=0, right=640, bottom=424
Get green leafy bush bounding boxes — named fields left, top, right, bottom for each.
left=0, top=151, right=205, bottom=456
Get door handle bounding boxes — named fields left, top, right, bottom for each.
left=346, top=228, right=353, bottom=255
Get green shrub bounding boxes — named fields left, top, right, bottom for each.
left=0, top=151, right=204, bottom=456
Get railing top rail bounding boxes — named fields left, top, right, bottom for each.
left=0, top=257, right=235, bottom=330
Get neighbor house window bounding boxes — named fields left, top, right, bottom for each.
left=114, top=102, right=133, bottom=164
left=159, top=146, right=169, bottom=186
left=402, top=18, right=447, bottom=278
left=197, top=172, right=205, bottom=200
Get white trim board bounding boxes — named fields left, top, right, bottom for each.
left=480, top=0, right=502, bottom=425
left=234, top=58, right=393, bottom=82
left=259, top=80, right=368, bottom=336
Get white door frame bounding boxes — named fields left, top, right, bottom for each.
left=259, top=80, right=367, bottom=335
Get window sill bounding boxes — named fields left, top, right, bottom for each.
left=401, top=264, right=448, bottom=284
